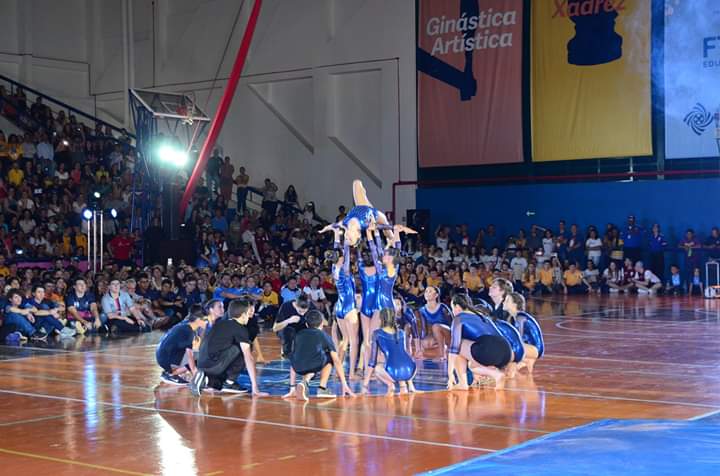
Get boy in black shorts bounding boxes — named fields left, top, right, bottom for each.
left=191, top=299, right=268, bottom=397
left=282, top=310, right=354, bottom=401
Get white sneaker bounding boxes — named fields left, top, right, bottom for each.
left=609, top=288, right=619, bottom=293
left=59, top=327, right=77, bottom=338
left=637, top=288, right=649, bottom=294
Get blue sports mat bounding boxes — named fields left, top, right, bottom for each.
left=236, top=358, right=452, bottom=396
left=420, top=419, right=720, bottom=476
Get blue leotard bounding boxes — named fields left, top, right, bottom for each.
left=419, top=303, right=452, bottom=327
left=397, top=307, right=422, bottom=338
left=358, top=264, right=380, bottom=317
left=494, top=320, right=525, bottom=363
left=342, top=205, right=380, bottom=230
left=334, top=265, right=356, bottom=319
left=368, top=328, right=416, bottom=382
left=448, top=312, right=501, bottom=355
left=515, top=311, right=545, bottom=357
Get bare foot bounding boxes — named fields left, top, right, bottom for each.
left=453, top=383, right=469, bottom=391
left=386, top=385, right=395, bottom=396
left=505, top=362, right=518, bottom=379
left=399, top=384, right=408, bottom=395
left=282, top=389, right=296, bottom=399
left=526, top=359, right=536, bottom=374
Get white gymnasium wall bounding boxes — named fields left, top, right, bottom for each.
left=0, top=0, right=418, bottom=221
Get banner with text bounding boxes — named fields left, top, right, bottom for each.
left=417, top=0, right=524, bottom=167
left=665, top=1, right=720, bottom=159
left=531, top=0, right=652, bottom=162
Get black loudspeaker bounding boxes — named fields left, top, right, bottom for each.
left=153, top=240, right=195, bottom=266
left=407, top=209, right=431, bottom=243
left=161, top=183, right=182, bottom=240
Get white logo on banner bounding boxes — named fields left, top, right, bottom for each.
left=665, top=2, right=720, bottom=159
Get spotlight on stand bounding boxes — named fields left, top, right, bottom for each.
left=93, top=191, right=101, bottom=199
left=82, top=209, right=93, bottom=221
left=109, top=208, right=118, bottom=219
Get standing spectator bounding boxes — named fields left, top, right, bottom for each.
left=206, top=149, right=222, bottom=194
left=234, top=166, right=249, bottom=214
left=704, top=227, right=720, bottom=261
left=219, top=156, right=235, bottom=202
left=606, top=227, right=624, bottom=268
left=648, top=223, right=668, bottom=280
left=555, top=220, right=569, bottom=263
left=542, top=229, right=555, bottom=257
left=566, top=224, right=584, bottom=266
left=679, top=229, right=701, bottom=282
left=36, top=133, right=55, bottom=176
left=261, top=178, right=278, bottom=222
left=527, top=225, right=542, bottom=256
left=623, top=215, right=643, bottom=264
left=689, top=267, right=704, bottom=296
left=509, top=251, right=527, bottom=290
left=585, top=228, right=603, bottom=268
left=108, top=227, right=135, bottom=267
left=284, top=185, right=299, bottom=215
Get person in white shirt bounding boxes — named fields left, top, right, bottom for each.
left=510, top=252, right=528, bottom=284
left=303, top=275, right=329, bottom=315
left=585, top=229, right=603, bottom=267
left=583, top=260, right=600, bottom=293
left=631, top=261, right=662, bottom=295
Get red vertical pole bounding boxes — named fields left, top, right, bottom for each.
left=179, top=0, right=263, bottom=217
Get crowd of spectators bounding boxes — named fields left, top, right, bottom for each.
left=0, top=82, right=715, bottom=347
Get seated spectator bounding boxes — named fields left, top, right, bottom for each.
left=522, top=262, right=538, bottom=295
left=689, top=267, right=704, bottom=296
left=3, top=288, right=43, bottom=339
left=563, top=262, right=589, bottom=295
left=665, top=264, right=684, bottom=296
left=101, top=279, right=149, bottom=333
left=537, top=261, right=554, bottom=295
left=631, top=261, right=662, bottom=295
left=583, top=260, right=600, bottom=293
left=66, top=277, right=105, bottom=333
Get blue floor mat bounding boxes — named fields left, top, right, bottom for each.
left=420, top=419, right=720, bottom=476
left=237, top=358, right=451, bottom=396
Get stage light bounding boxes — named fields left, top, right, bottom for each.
left=156, top=144, right=189, bottom=167
left=109, top=208, right=118, bottom=218
left=93, top=191, right=101, bottom=199
left=82, top=209, right=93, bottom=221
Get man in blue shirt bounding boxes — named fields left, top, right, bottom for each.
left=280, top=276, right=302, bottom=303
left=26, top=285, right=70, bottom=337
left=624, top=215, right=643, bottom=264
left=211, top=208, right=229, bottom=233
left=66, top=278, right=106, bottom=333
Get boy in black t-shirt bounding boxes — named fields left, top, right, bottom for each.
left=282, top=310, right=354, bottom=401
left=272, top=295, right=311, bottom=358
left=191, top=299, right=268, bottom=397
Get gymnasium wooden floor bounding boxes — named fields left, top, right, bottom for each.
left=1, top=295, right=719, bottom=475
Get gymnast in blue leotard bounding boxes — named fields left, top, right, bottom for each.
left=418, top=286, right=453, bottom=359
left=330, top=228, right=361, bottom=379
left=363, top=308, right=418, bottom=395
left=448, top=294, right=513, bottom=390
left=504, top=292, right=543, bottom=374
left=394, top=294, right=423, bottom=358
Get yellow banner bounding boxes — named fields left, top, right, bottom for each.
left=531, top=0, right=652, bottom=162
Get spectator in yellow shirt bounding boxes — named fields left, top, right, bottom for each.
left=463, top=265, right=484, bottom=298
left=426, top=269, right=442, bottom=288
left=7, top=162, right=24, bottom=186
left=538, top=261, right=554, bottom=294
left=522, top=263, right=538, bottom=295
left=563, top=263, right=590, bottom=295
left=257, top=282, right=279, bottom=326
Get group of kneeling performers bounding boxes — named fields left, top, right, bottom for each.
left=155, top=217, right=544, bottom=399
